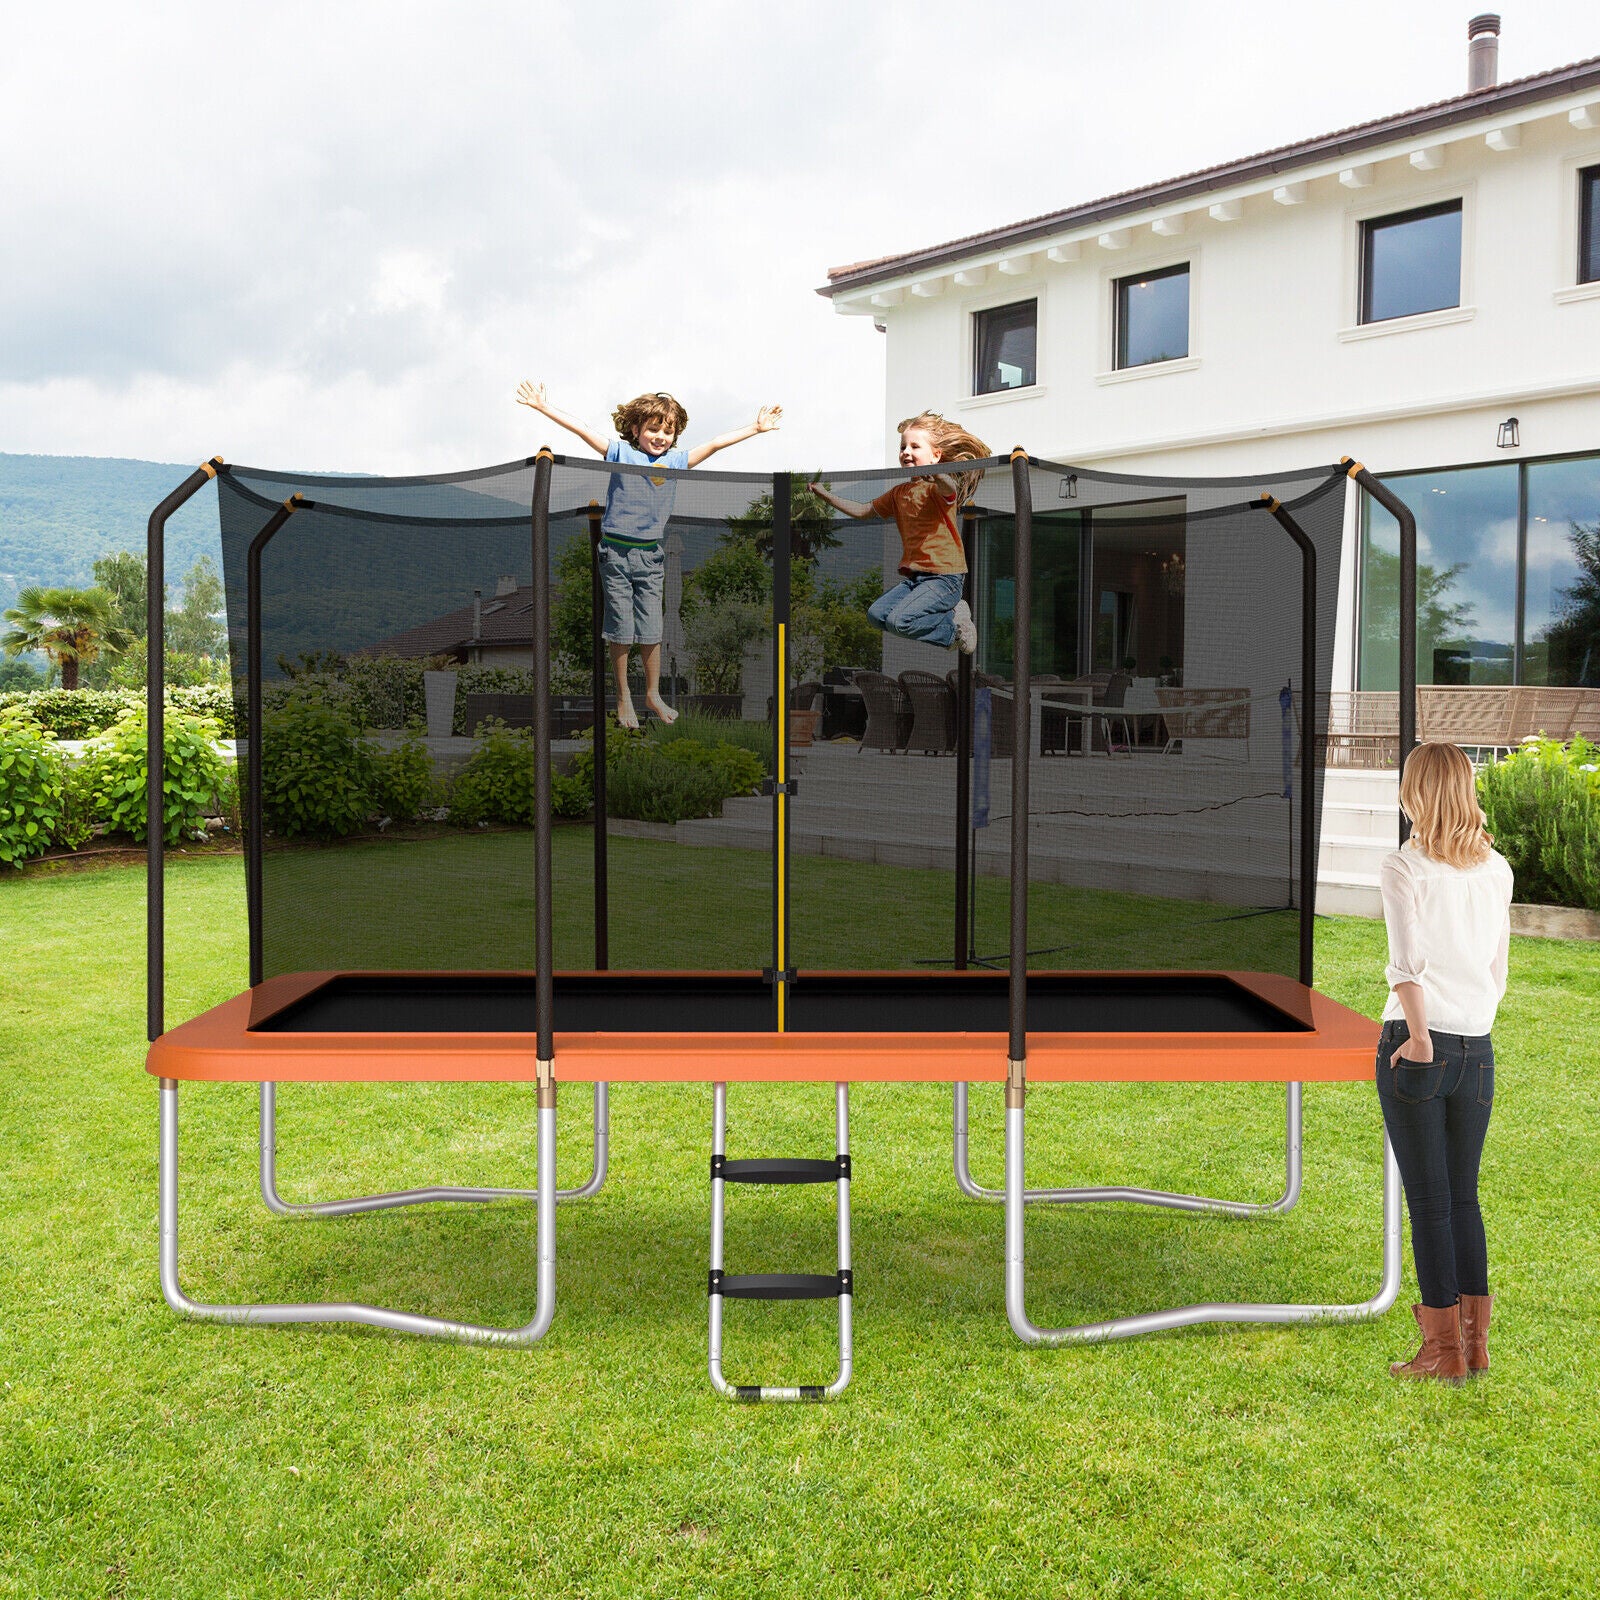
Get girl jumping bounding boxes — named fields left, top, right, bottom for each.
left=810, top=412, right=987, bottom=654
left=517, top=382, right=782, bottom=726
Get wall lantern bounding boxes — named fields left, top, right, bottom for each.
left=1059, top=473, right=1079, bottom=499
left=1496, top=416, right=1520, bottom=449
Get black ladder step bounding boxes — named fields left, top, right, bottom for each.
left=713, top=1156, right=849, bottom=1184
left=711, top=1270, right=853, bottom=1301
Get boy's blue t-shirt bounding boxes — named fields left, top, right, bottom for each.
left=602, top=437, right=689, bottom=547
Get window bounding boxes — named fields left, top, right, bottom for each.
left=1360, top=200, right=1462, bottom=323
left=972, top=300, right=1036, bottom=395
left=1581, top=164, right=1600, bottom=285
left=1114, top=264, right=1189, bottom=369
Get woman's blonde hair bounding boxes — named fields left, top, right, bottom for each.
left=897, top=411, right=990, bottom=507
left=1400, top=740, right=1493, bottom=869
left=612, top=391, right=688, bottom=445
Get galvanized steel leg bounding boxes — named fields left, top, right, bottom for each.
left=954, top=1079, right=1304, bottom=1216
left=1002, top=1080, right=1402, bottom=1344
left=161, top=1076, right=558, bottom=1345
left=258, top=1079, right=608, bottom=1215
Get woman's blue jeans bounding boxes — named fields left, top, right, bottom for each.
left=1374, top=1019, right=1494, bottom=1308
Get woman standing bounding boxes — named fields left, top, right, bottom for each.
left=1377, top=741, right=1513, bottom=1382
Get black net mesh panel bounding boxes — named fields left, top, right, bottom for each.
left=786, top=457, right=1017, bottom=972
left=995, top=461, right=1347, bottom=981
left=216, top=451, right=1345, bottom=1003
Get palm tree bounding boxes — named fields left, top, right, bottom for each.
left=2, top=586, right=131, bottom=690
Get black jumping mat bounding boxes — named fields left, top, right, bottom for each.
left=252, top=972, right=1312, bottom=1035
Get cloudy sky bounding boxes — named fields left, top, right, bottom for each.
left=3, top=1, right=1597, bottom=476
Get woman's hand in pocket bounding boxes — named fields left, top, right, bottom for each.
left=1391, top=1031, right=1434, bottom=1067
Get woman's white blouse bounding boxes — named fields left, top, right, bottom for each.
left=1379, top=845, right=1513, bottom=1036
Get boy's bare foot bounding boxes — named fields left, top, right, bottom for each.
left=646, top=694, right=679, bottom=724
left=616, top=698, right=640, bottom=731
left=953, top=599, right=978, bottom=655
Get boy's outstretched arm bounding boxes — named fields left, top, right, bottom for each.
left=809, top=482, right=875, bottom=519
left=684, top=405, right=782, bottom=468
left=515, top=381, right=609, bottom=456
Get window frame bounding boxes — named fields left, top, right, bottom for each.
left=1580, top=163, right=1600, bottom=286
left=970, top=298, right=1039, bottom=397
left=1358, top=198, right=1464, bottom=325
left=1112, top=261, right=1191, bottom=371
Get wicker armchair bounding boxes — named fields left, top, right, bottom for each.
left=898, top=670, right=957, bottom=754
left=854, top=670, right=914, bottom=753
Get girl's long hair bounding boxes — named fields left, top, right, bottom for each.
left=1400, top=741, right=1493, bottom=869
left=612, top=392, right=689, bottom=444
left=898, top=411, right=990, bottom=507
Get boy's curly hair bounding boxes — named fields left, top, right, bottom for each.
left=612, top=391, right=689, bottom=445
left=897, top=411, right=990, bottom=506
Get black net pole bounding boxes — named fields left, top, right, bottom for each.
left=1262, top=496, right=1319, bottom=988
left=772, top=472, right=792, bottom=1031
left=586, top=502, right=608, bottom=968
left=245, top=493, right=306, bottom=987
left=954, top=507, right=976, bottom=970
left=531, top=450, right=555, bottom=1060
left=1008, top=452, right=1032, bottom=1062
left=1345, top=460, right=1418, bottom=844
left=146, top=457, right=222, bottom=1042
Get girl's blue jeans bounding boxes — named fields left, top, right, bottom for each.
left=1374, top=1019, right=1494, bottom=1308
left=867, top=572, right=963, bottom=649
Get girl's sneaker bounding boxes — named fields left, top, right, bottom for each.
left=953, top=600, right=977, bottom=655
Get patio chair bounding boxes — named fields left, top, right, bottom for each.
left=962, top=670, right=1016, bottom=759
left=898, top=670, right=957, bottom=754
left=854, top=670, right=913, bottom=753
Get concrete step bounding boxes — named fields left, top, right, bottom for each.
left=1314, top=875, right=1383, bottom=918
left=1319, top=832, right=1398, bottom=876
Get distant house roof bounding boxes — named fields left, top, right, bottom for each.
left=362, top=584, right=536, bottom=659
left=819, top=54, right=1600, bottom=297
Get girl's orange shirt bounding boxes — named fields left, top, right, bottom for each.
left=870, top=480, right=966, bottom=576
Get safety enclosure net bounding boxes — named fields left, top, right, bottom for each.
left=215, top=450, right=1347, bottom=1003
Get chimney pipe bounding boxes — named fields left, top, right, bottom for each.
left=1468, top=14, right=1500, bottom=92
left=472, top=587, right=482, bottom=639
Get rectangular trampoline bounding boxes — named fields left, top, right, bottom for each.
left=144, top=448, right=1419, bottom=1396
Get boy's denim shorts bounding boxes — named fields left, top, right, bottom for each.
left=598, top=541, right=666, bottom=646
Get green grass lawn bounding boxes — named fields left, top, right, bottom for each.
left=2, top=847, right=1598, bottom=1598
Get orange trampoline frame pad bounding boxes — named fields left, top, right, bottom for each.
left=146, top=970, right=1379, bottom=1086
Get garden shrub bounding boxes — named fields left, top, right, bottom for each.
left=83, top=707, right=229, bottom=845
left=369, top=734, right=438, bottom=822
left=0, top=685, right=236, bottom=739
left=259, top=694, right=375, bottom=839
left=1478, top=736, right=1600, bottom=910
left=0, top=707, right=68, bottom=866
left=651, top=710, right=772, bottom=774
left=604, top=746, right=730, bottom=823
left=562, top=723, right=763, bottom=824
left=450, top=725, right=536, bottom=826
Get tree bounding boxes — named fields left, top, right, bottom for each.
left=166, top=556, right=226, bottom=659
left=0, top=656, right=46, bottom=690
left=93, top=550, right=148, bottom=639
left=1359, top=547, right=1477, bottom=685
left=2, top=586, right=130, bottom=690
left=550, top=533, right=597, bottom=692
left=1534, top=517, right=1600, bottom=686
left=724, top=474, right=843, bottom=564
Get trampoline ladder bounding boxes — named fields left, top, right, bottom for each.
left=707, top=1082, right=853, bottom=1402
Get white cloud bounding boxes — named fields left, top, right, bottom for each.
left=1, top=1, right=1596, bottom=474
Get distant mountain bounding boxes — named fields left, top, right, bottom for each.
left=0, top=453, right=223, bottom=614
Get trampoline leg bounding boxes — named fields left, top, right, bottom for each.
left=955, top=1079, right=1304, bottom=1216
left=708, top=1082, right=853, bottom=1402
left=1003, top=1085, right=1402, bottom=1345
left=258, top=1079, right=609, bottom=1215
left=161, top=1076, right=558, bottom=1344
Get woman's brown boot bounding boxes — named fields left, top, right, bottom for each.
left=1459, top=1293, right=1492, bottom=1375
left=1390, top=1303, right=1467, bottom=1383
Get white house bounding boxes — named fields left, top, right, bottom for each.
left=819, top=18, right=1600, bottom=703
